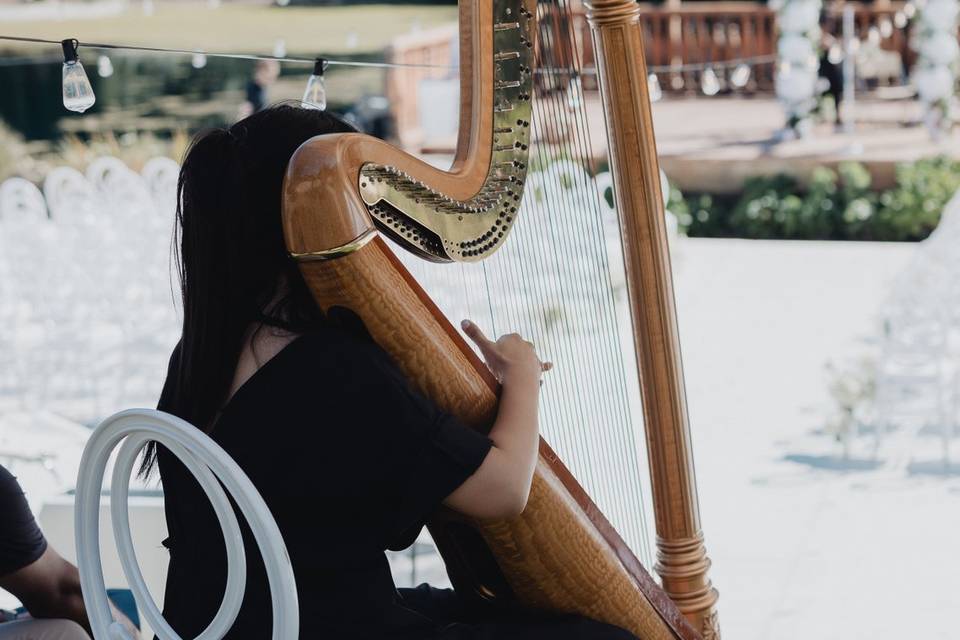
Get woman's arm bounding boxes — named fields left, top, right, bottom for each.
left=441, top=320, right=550, bottom=520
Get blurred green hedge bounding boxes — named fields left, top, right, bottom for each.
left=673, top=157, right=960, bottom=242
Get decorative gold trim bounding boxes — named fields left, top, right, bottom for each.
left=290, top=227, right=377, bottom=262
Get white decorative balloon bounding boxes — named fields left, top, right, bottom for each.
left=780, top=0, right=821, bottom=32
left=776, top=0, right=823, bottom=127
left=778, top=34, right=817, bottom=66
left=776, top=66, right=818, bottom=105
left=916, top=65, right=955, bottom=103
left=912, top=0, right=959, bottom=137
left=920, top=32, right=960, bottom=67
left=921, top=0, right=959, bottom=28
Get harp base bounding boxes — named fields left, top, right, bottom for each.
left=656, top=533, right=721, bottom=638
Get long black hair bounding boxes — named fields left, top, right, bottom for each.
left=142, top=104, right=357, bottom=472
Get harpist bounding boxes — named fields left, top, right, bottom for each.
left=144, top=104, right=637, bottom=640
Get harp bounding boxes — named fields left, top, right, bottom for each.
left=281, top=0, right=720, bottom=638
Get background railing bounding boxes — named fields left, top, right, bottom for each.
left=549, top=1, right=912, bottom=93
left=384, top=1, right=916, bottom=150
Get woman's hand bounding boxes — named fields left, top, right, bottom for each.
left=461, top=319, right=552, bottom=386
left=443, top=320, right=550, bottom=519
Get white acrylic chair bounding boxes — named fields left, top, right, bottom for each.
left=43, top=166, right=100, bottom=224
left=75, top=409, right=299, bottom=640
left=86, top=157, right=134, bottom=196
left=0, top=177, right=48, bottom=221
left=141, top=157, right=180, bottom=214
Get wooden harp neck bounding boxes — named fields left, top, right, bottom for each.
left=283, top=0, right=536, bottom=263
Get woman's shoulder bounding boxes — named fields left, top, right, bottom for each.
left=289, top=319, right=416, bottom=400
left=294, top=312, right=397, bottom=371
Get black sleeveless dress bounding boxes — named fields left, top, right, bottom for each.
left=156, top=325, right=635, bottom=639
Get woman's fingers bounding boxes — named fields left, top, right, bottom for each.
left=461, top=319, right=495, bottom=351
left=463, top=321, right=555, bottom=378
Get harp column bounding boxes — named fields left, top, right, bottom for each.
left=583, top=1, right=721, bottom=638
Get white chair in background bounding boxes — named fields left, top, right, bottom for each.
left=0, top=177, right=48, bottom=221
left=43, top=166, right=100, bottom=224
left=86, top=157, right=134, bottom=196
left=141, top=157, right=180, bottom=216
left=86, top=157, right=155, bottom=223
left=75, top=409, right=299, bottom=640
left=873, top=254, right=956, bottom=466
left=6, top=162, right=181, bottom=423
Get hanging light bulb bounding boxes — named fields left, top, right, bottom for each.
left=730, top=63, right=751, bottom=88
left=61, top=39, right=95, bottom=113
left=191, top=53, right=208, bottom=69
left=302, top=58, right=327, bottom=111
left=878, top=17, right=894, bottom=38
left=96, top=54, right=114, bottom=78
left=647, top=73, right=663, bottom=102
left=701, top=67, right=720, bottom=96
left=827, top=42, right=844, bottom=65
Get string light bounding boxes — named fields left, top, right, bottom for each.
left=650, top=54, right=776, bottom=74
left=730, top=63, right=751, bottom=88
left=700, top=67, right=721, bottom=96
left=302, top=57, right=327, bottom=111
left=96, top=54, right=114, bottom=78
left=0, top=34, right=454, bottom=70
left=0, top=33, right=782, bottom=119
left=878, top=17, right=894, bottom=38
left=61, top=38, right=95, bottom=113
left=647, top=73, right=662, bottom=102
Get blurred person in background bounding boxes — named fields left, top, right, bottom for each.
left=0, top=465, right=139, bottom=640
left=239, top=60, right=281, bottom=120
left=819, top=8, right=845, bottom=129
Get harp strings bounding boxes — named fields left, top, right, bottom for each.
left=528, top=0, right=653, bottom=565
left=393, top=0, right=655, bottom=569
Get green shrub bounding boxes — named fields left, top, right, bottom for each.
left=677, top=156, right=960, bottom=242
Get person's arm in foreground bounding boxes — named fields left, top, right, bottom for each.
left=442, top=319, right=552, bottom=520
left=0, top=545, right=139, bottom=639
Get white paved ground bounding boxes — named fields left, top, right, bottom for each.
left=674, top=238, right=960, bottom=640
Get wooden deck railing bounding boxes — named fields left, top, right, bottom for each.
left=385, top=1, right=914, bottom=148
left=539, top=1, right=912, bottom=93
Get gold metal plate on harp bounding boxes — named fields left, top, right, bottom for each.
left=359, top=0, right=535, bottom=263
